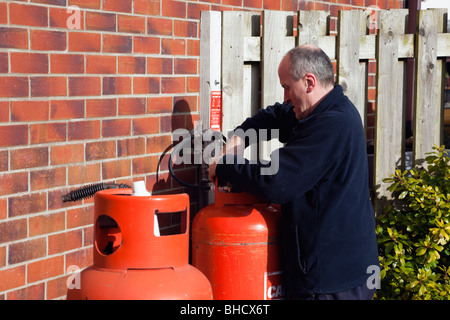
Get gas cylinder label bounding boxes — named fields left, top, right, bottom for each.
left=264, top=271, right=285, bottom=300
left=209, top=91, right=222, bottom=131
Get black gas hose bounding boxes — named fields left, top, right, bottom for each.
left=61, top=182, right=132, bottom=203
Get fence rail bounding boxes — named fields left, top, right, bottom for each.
left=200, top=9, right=450, bottom=213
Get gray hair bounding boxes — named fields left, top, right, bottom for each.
left=286, top=45, right=335, bottom=87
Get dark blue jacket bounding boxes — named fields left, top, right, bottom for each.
left=215, top=85, right=380, bottom=296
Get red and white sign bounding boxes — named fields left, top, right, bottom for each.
left=209, top=91, right=222, bottom=131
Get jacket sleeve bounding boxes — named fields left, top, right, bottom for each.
left=215, top=111, right=350, bottom=204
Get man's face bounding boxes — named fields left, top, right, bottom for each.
left=278, top=55, right=310, bottom=120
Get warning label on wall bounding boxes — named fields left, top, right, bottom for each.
left=210, top=91, right=222, bottom=131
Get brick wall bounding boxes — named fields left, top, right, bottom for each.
left=0, top=0, right=404, bottom=300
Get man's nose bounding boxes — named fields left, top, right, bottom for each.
left=284, top=90, right=290, bottom=103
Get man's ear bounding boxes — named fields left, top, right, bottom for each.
left=304, top=73, right=316, bottom=93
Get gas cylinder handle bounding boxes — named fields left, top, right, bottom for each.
left=214, top=179, right=265, bottom=207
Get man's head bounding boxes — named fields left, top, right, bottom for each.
left=278, top=44, right=335, bottom=120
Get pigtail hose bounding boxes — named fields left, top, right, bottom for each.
left=62, top=183, right=132, bottom=203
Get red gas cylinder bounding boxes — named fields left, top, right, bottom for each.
left=67, top=185, right=212, bottom=300
left=192, top=183, right=284, bottom=300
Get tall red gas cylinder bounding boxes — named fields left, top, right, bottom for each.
left=192, top=183, right=284, bottom=300
left=67, top=183, right=212, bottom=300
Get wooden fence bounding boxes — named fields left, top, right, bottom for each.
left=199, top=9, right=450, bottom=213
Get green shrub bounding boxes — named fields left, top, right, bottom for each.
left=375, top=145, right=450, bottom=300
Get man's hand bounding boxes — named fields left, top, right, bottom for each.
left=208, top=134, right=245, bottom=182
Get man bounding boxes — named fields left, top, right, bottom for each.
left=208, top=44, right=380, bottom=300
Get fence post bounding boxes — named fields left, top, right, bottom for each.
left=337, top=10, right=368, bottom=127
left=414, top=8, right=447, bottom=164
left=373, top=9, right=409, bottom=215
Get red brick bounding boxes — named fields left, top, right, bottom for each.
left=103, top=34, right=132, bottom=53
left=187, top=39, right=200, bottom=56
left=102, top=118, right=131, bottom=137
left=147, top=96, right=173, bottom=114
left=66, top=205, right=94, bottom=229
left=133, top=36, right=160, bottom=54
left=9, top=3, right=48, bottom=27
left=69, top=77, right=101, bottom=96
left=11, top=101, right=49, bottom=122
left=103, top=0, right=132, bottom=13
left=30, top=76, right=67, bottom=97
left=188, top=3, right=210, bottom=20
left=0, top=77, right=29, bottom=98
left=0, top=266, right=26, bottom=292
left=8, top=283, right=45, bottom=300
left=69, top=0, right=100, bottom=9
left=118, top=15, right=146, bottom=33
left=29, top=212, right=65, bottom=237
left=0, top=101, right=9, bottom=122
left=0, top=3, right=6, bottom=24
left=68, top=120, right=100, bottom=141
left=50, top=54, right=84, bottom=74
left=49, top=6, right=84, bottom=29
left=147, top=134, right=172, bottom=154
left=47, top=276, right=68, bottom=300
left=0, top=52, right=7, bottom=73
left=85, top=140, right=116, bottom=161
left=133, top=117, right=159, bottom=135
left=31, top=30, right=66, bottom=51
left=86, top=55, right=116, bottom=74
left=68, top=163, right=101, bottom=185
left=86, top=11, right=116, bottom=31
left=8, top=238, right=46, bottom=264
left=102, top=159, right=131, bottom=180
left=133, top=77, right=160, bottom=94
left=0, top=125, right=28, bottom=147
left=30, top=167, right=66, bottom=191
left=11, top=147, right=48, bottom=170
left=102, top=76, right=132, bottom=95
left=244, top=0, right=262, bottom=8
left=86, top=98, right=117, bottom=117
left=0, top=28, right=28, bottom=49
left=161, top=77, right=185, bottom=94
left=69, top=32, right=101, bottom=52
left=147, top=57, right=173, bottom=74
left=10, top=52, right=48, bottom=74
left=148, top=17, right=173, bottom=36
left=118, top=56, right=146, bottom=74
left=30, top=122, right=67, bottom=144
left=132, top=155, right=159, bottom=175
left=48, top=229, right=83, bottom=255
left=0, top=246, right=5, bottom=266
left=174, top=20, right=198, bottom=38
left=27, top=256, right=64, bottom=284
left=66, top=247, right=93, bottom=270
left=0, top=151, right=7, bottom=172
left=0, top=172, right=28, bottom=196
left=174, top=58, right=197, bottom=74
left=162, top=0, right=186, bottom=18
left=162, top=38, right=185, bottom=55
left=118, top=137, right=146, bottom=157
left=50, top=99, right=84, bottom=120
left=134, top=0, right=160, bottom=15
left=187, top=76, right=200, bottom=93
left=50, top=143, right=84, bottom=165
left=118, top=97, right=146, bottom=115
left=0, top=219, right=27, bottom=243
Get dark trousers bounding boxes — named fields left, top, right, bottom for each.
left=289, top=282, right=376, bottom=300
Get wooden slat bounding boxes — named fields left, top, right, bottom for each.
left=414, top=8, right=446, bottom=164
left=337, top=10, right=368, bottom=126
left=374, top=9, right=408, bottom=213
left=298, top=10, right=329, bottom=46
left=222, top=11, right=253, bottom=137
left=199, top=11, right=222, bottom=130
